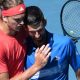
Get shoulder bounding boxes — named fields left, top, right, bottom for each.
left=0, top=35, right=17, bottom=47
left=53, top=34, right=74, bottom=46
left=0, top=34, right=20, bottom=54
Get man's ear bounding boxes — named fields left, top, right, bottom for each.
left=43, top=19, right=47, bottom=27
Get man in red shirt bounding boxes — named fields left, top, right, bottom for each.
left=0, top=0, right=51, bottom=80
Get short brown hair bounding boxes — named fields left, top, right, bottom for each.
left=2, top=0, right=24, bottom=9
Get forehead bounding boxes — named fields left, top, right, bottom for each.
left=11, top=13, right=25, bottom=19
left=27, top=25, right=43, bottom=31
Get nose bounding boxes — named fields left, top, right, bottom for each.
left=17, top=21, right=24, bottom=26
left=35, top=31, right=40, bottom=38
left=19, top=21, right=24, bottom=25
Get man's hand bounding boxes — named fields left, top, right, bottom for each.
left=0, top=44, right=51, bottom=80
left=34, top=44, right=51, bottom=69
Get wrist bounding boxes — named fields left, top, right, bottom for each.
left=32, top=63, right=42, bottom=71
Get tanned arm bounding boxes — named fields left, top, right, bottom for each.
left=0, top=44, right=51, bottom=80
left=76, top=69, right=80, bottom=80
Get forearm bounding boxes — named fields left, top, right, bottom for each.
left=10, top=64, right=41, bottom=80
left=0, top=44, right=50, bottom=80
left=76, top=69, right=80, bottom=80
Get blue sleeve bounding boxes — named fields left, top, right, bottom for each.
left=76, top=49, right=80, bottom=69
left=68, top=39, right=80, bottom=72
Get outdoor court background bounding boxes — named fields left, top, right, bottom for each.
left=24, top=0, right=80, bottom=80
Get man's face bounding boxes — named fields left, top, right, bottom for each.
left=5, top=13, right=25, bottom=34
left=27, top=22, right=46, bottom=46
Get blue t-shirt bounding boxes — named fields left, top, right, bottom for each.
left=25, top=31, right=80, bottom=80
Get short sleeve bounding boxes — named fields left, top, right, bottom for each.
left=68, top=39, right=80, bottom=72
left=0, top=45, right=8, bottom=73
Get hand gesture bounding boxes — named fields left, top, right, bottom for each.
left=34, top=44, right=51, bottom=69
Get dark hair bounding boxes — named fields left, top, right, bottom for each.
left=2, top=0, right=24, bottom=10
left=24, top=6, right=46, bottom=28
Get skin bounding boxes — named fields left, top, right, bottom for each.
left=76, top=69, right=80, bottom=80
left=0, top=44, right=51, bottom=80
left=27, top=24, right=46, bottom=47
left=2, top=13, right=25, bottom=35
left=0, top=12, right=51, bottom=80
left=27, top=24, right=80, bottom=80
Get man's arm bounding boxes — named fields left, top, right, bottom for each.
left=76, top=69, right=80, bottom=80
left=0, top=44, right=51, bottom=80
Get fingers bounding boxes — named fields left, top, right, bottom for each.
left=39, top=45, right=45, bottom=51
left=35, top=48, right=39, bottom=53
left=35, top=48, right=39, bottom=57
left=45, top=52, right=51, bottom=60
left=35, top=45, right=46, bottom=57
left=35, top=44, right=51, bottom=62
left=40, top=44, right=51, bottom=55
left=34, top=44, right=51, bottom=69
left=36, top=44, right=51, bottom=56
left=42, top=45, right=51, bottom=55
left=42, top=44, right=49, bottom=52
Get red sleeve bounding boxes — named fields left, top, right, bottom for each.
left=0, top=45, right=8, bottom=73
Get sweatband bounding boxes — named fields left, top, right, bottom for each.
left=2, top=4, right=26, bottom=16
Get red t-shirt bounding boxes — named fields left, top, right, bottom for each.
left=0, top=29, right=27, bottom=78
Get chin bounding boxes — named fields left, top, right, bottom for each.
left=35, top=41, right=45, bottom=47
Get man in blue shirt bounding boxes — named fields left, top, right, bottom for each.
left=24, top=6, right=80, bottom=80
